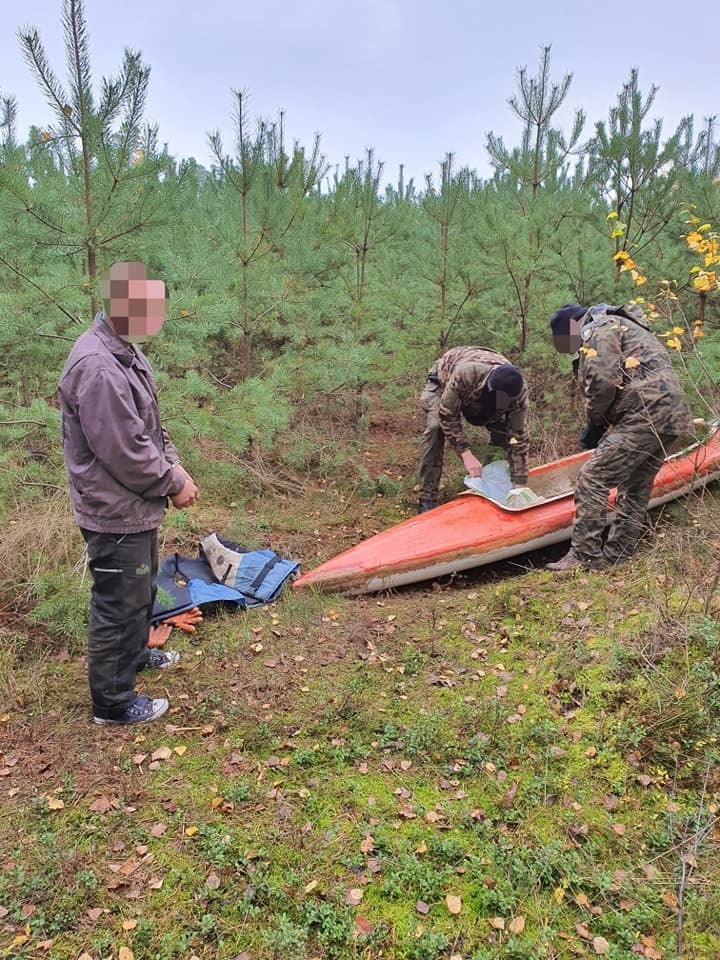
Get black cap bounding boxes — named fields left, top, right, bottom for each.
left=487, top=364, right=524, bottom=397
left=549, top=303, right=587, bottom=337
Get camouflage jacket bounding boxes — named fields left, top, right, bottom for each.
left=435, top=346, right=529, bottom=483
left=577, top=303, right=692, bottom=436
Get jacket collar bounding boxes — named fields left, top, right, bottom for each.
left=580, top=302, right=650, bottom=332
left=93, top=312, right=138, bottom=368
left=613, top=302, right=650, bottom=330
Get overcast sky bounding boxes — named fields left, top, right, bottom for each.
left=2, top=0, right=719, bottom=186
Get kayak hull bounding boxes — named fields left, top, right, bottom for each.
left=293, top=431, right=720, bottom=594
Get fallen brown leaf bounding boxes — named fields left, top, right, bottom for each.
left=355, top=916, right=374, bottom=935
left=359, top=835, right=375, bottom=854
left=446, top=894, right=462, bottom=915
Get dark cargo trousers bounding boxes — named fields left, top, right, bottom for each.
left=80, top=529, right=158, bottom=718
left=572, top=427, right=677, bottom=565
left=418, top=379, right=508, bottom=503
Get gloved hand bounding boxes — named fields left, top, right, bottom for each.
left=505, top=486, right=540, bottom=507
left=148, top=622, right=173, bottom=648
left=164, top=607, right=203, bottom=634
left=579, top=422, right=607, bottom=450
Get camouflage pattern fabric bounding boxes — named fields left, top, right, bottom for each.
left=578, top=303, right=693, bottom=438
left=571, top=303, right=693, bottom=564
left=418, top=347, right=529, bottom=501
left=573, top=427, right=676, bottom=564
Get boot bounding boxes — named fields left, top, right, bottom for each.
left=417, top=499, right=437, bottom=514
left=546, top=548, right=584, bottom=571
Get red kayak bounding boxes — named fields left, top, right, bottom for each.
left=293, top=428, right=720, bottom=594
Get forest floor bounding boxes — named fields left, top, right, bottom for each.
left=2, top=408, right=720, bottom=960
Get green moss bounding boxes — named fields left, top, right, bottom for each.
left=4, top=522, right=720, bottom=958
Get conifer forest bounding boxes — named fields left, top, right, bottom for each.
left=2, top=2, right=720, bottom=959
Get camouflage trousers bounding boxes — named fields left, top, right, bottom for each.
left=572, top=425, right=678, bottom=565
left=417, top=379, right=507, bottom=502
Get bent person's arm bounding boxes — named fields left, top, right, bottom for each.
left=581, top=326, right=622, bottom=426
left=77, top=368, right=184, bottom=499
left=506, top=399, right=529, bottom=486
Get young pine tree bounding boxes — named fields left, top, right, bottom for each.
left=6, top=0, right=180, bottom=316
left=485, top=45, right=586, bottom=352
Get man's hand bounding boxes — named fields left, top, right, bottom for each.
left=461, top=450, right=483, bottom=477
left=172, top=473, right=199, bottom=508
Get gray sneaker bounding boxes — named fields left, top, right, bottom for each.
left=138, top=649, right=181, bottom=671
left=93, top=695, right=169, bottom=726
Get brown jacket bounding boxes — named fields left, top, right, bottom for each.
left=58, top=315, right=184, bottom=534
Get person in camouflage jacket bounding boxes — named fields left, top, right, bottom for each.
left=547, top=302, right=693, bottom=571
left=417, top=347, right=529, bottom=512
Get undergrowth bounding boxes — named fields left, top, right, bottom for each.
left=2, top=511, right=720, bottom=958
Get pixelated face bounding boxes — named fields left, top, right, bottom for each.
left=552, top=317, right=583, bottom=355
left=99, top=262, right=166, bottom=342
left=493, top=390, right=513, bottom=413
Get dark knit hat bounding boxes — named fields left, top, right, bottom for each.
left=487, top=364, right=524, bottom=397
left=549, top=303, right=587, bottom=337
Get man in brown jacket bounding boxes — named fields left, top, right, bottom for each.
left=58, top=262, right=198, bottom=725
left=547, top=301, right=692, bottom=571
left=417, top=347, right=529, bottom=512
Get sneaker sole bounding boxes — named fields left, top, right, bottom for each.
left=92, top=699, right=169, bottom=726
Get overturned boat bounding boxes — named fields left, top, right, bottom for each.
left=293, top=428, right=720, bottom=595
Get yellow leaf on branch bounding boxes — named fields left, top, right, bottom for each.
left=693, top=271, right=718, bottom=292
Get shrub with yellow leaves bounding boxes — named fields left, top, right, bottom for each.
left=605, top=206, right=720, bottom=354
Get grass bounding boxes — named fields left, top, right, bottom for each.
left=2, top=445, right=720, bottom=958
